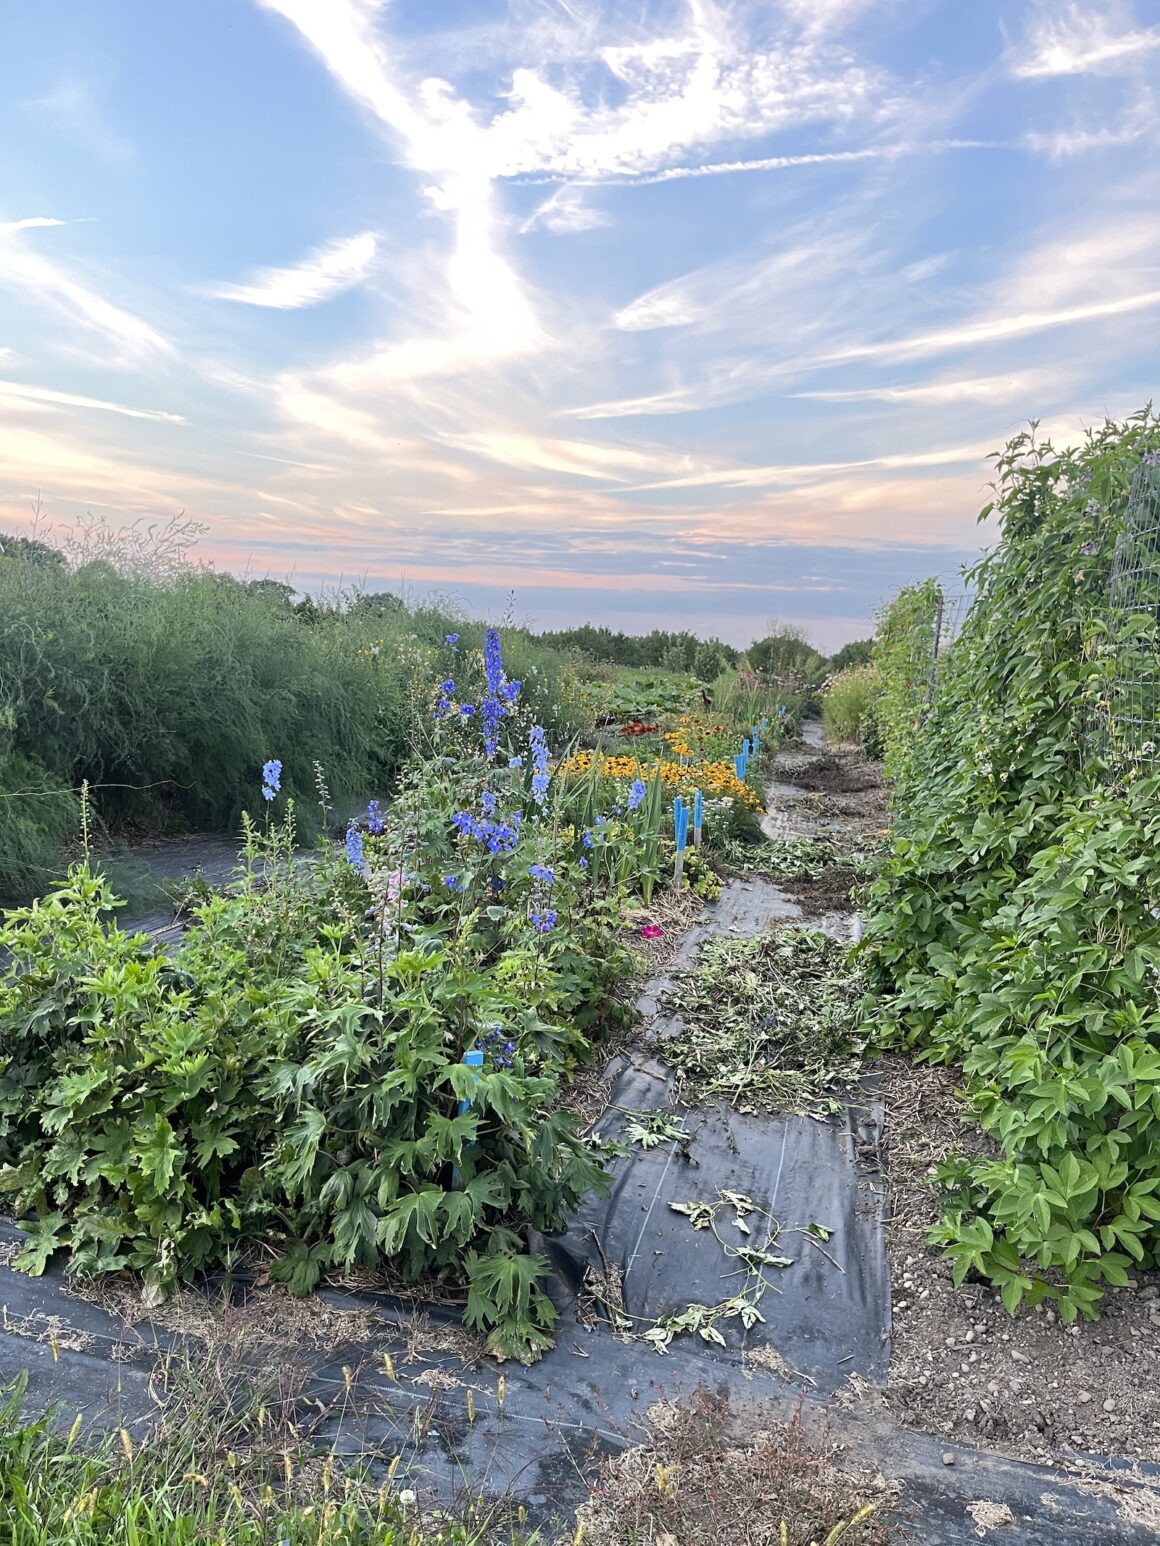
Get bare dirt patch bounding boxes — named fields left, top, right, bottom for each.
left=567, top=1391, right=896, bottom=1546
left=781, top=863, right=862, bottom=917
left=881, top=1055, right=1160, bottom=1465
left=782, top=754, right=883, bottom=797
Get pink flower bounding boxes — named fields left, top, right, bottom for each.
left=640, top=924, right=664, bottom=940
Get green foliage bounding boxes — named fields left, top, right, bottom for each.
left=828, top=638, right=874, bottom=673
left=861, top=409, right=1160, bottom=1322
left=869, top=579, right=941, bottom=782
left=822, top=665, right=881, bottom=746
left=0, top=1375, right=531, bottom=1544
left=0, top=532, right=584, bottom=905
left=0, top=635, right=644, bottom=1362
left=745, top=626, right=826, bottom=685
left=537, top=623, right=738, bottom=673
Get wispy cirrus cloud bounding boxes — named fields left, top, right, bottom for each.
left=212, top=232, right=378, bottom=308
left=0, top=379, right=184, bottom=422
left=0, top=218, right=171, bottom=364
left=1007, top=2, right=1160, bottom=80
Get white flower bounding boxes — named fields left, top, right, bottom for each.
left=398, top=1488, right=417, bottom=1510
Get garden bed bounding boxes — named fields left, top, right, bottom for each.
left=881, top=1054, right=1160, bottom=1466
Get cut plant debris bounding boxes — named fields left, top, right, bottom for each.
left=662, top=929, right=867, bottom=1115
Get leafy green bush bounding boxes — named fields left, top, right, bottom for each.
left=0, top=634, right=637, bottom=1361
left=822, top=665, right=881, bottom=745
left=861, top=410, right=1160, bottom=1321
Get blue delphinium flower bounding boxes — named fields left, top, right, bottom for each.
left=444, top=874, right=464, bottom=892
left=628, top=778, right=647, bottom=811
left=1145, top=451, right=1160, bottom=466
left=481, top=790, right=498, bottom=818
left=481, top=627, right=522, bottom=759
left=345, top=825, right=364, bottom=871
left=579, top=857, right=589, bottom=870
left=508, top=755, right=523, bottom=769
left=436, top=679, right=456, bottom=717
left=528, top=863, right=555, bottom=884
left=530, top=908, right=558, bottom=934
left=582, top=829, right=593, bottom=849
left=529, top=724, right=550, bottom=809
left=445, top=632, right=460, bottom=648
left=261, top=759, right=282, bottom=801
left=366, top=799, right=384, bottom=834
left=478, top=1024, right=514, bottom=1069
left=452, top=802, right=521, bottom=854
left=460, top=704, right=475, bottom=718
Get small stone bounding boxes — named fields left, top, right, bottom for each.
left=1076, top=1391, right=1092, bottom=1405
left=1103, top=1398, right=1116, bottom=1413
left=965, top=1330, right=975, bottom=1343
left=942, top=1452, right=955, bottom=1467
left=1011, top=1349, right=1030, bottom=1364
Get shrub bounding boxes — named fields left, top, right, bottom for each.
left=861, top=410, right=1160, bottom=1322
left=821, top=665, right=881, bottom=745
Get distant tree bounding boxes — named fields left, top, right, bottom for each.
left=350, top=590, right=406, bottom=617
left=0, top=531, right=65, bottom=568
left=829, top=637, right=874, bottom=672
left=246, top=578, right=296, bottom=606
left=693, top=640, right=728, bottom=682
left=746, top=625, right=826, bottom=682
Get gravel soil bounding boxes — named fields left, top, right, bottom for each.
left=881, top=1054, right=1160, bottom=1465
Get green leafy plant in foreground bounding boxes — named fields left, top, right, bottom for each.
left=0, top=633, right=642, bottom=1362
left=862, top=410, right=1160, bottom=1321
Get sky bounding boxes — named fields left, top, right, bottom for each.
left=0, top=1, right=1157, bottom=650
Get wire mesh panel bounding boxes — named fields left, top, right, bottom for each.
left=1102, top=462, right=1160, bottom=770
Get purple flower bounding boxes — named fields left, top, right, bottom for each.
left=530, top=724, right=550, bottom=810
left=627, top=778, right=648, bottom=812
left=460, top=704, right=475, bottom=718
left=444, top=873, right=464, bottom=892
left=445, top=633, right=459, bottom=648
left=344, top=825, right=365, bottom=871
left=1144, top=451, right=1160, bottom=466
left=367, top=799, right=384, bottom=834
left=579, top=857, right=588, bottom=870
left=261, top=758, right=282, bottom=801
left=530, top=907, right=558, bottom=934
left=508, top=755, right=523, bottom=769
left=528, top=863, right=555, bottom=884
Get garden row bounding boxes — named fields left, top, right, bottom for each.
left=858, top=409, right=1160, bottom=1322
left=0, top=623, right=789, bottom=1364
left=0, top=518, right=857, bottom=908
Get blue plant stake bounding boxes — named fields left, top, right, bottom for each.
left=734, top=753, right=746, bottom=779
left=673, top=796, right=689, bottom=883
left=453, top=1047, right=485, bottom=1185
left=761, top=716, right=769, bottom=732
left=693, top=788, right=703, bottom=849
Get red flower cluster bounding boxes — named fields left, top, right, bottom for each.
left=619, top=720, right=659, bottom=737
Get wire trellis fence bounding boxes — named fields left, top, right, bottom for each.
left=1097, top=461, right=1160, bottom=772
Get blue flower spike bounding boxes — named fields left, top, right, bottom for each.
left=261, top=758, right=282, bottom=801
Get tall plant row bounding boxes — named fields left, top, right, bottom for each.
left=862, top=409, right=1160, bottom=1321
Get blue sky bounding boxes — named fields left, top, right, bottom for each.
left=1, top=0, right=1157, bottom=648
